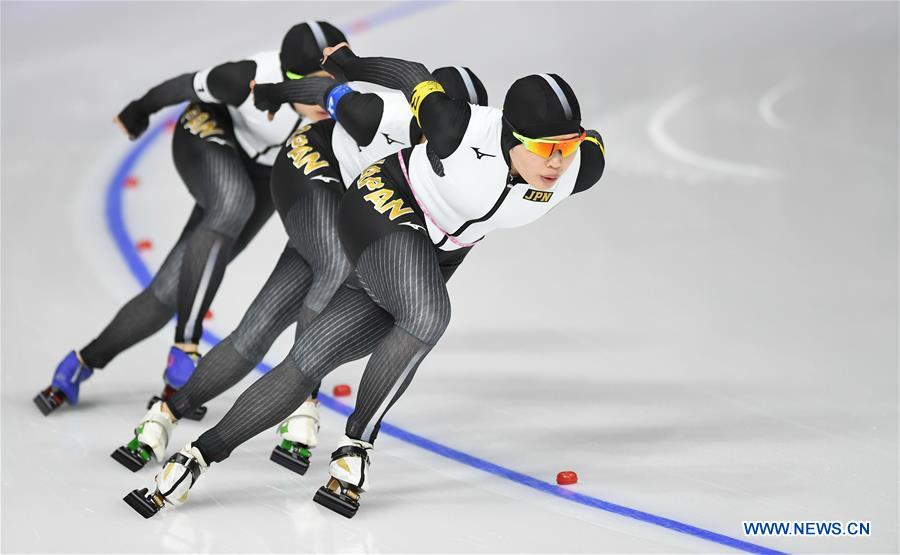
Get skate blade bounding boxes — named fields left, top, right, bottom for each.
left=33, top=390, right=62, bottom=416
left=147, top=395, right=206, bottom=421
left=182, top=405, right=207, bottom=421
left=313, top=486, right=358, bottom=518
left=111, top=446, right=148, bottom=472
left=33, top=394, right=57, bottom=416
left=123, top=488, right=160, bottom=519
left=270, top=446, right=310, bottom=476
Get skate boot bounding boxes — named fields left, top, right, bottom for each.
left=147, top=346, right=206, bottom=421
left=34, top=351, right=94, bottom=415
left=111, top=400, right=178, bottom=472
left=124, top=443, right=208, bottom=518
left=313, top=435, right=373, bottom=518
left=270, top=399, right=320, bottom=475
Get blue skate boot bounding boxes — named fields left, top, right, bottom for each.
left=34, top=351, right=94, bottom=415
left=147, top=346, right=206, bottom=421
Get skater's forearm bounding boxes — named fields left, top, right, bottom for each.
left=324, top=47, right=471, bottom=158
left=116, top=73, right=198, bottom=139
left=253, top=77, right=337, bottom=112
left=253, top=77, right=387, bottom=147
left=322, top=47, right=431, bottom=103
left=136, top=73, right=200, bottom=114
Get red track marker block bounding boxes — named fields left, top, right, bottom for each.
left=204, top=310, right=213, bottom=321
left=332, top=384, right=352, bottom=397
left=124, top=176, right=139, bottom=188
left=135, top=239, right=153, bottom=252
left=346, top=20, right=368, bottom=34
left=556, top=471, right=578, bottom=485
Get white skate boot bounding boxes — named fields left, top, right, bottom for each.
left=111, top=400, right=178, bottom=472
left=123, top=443, right=208, bottom=518
left=313, top=435, right=373, bottom=518
left=270, top=399, right=320, bottom=475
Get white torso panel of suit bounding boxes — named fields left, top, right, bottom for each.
left=194, top=50, right=301, bottom=166
left=407, top=104, right=581, bottom=251
left=331, top=90, right=413, bottom=187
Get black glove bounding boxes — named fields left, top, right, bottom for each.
left=253, top=83, right=282, bottom=114
left=321, top=46, right=358, bottom=82
left=117, top=100, right=150, bottom=139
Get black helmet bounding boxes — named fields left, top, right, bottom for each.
left=503, top=73, right=581, bottom=138
left=433, top=66, right=489, bottom=106
left=280, top=21, right=346, bottom=78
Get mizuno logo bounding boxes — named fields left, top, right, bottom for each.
left=399, top=222, right=426, bottom=233
left=382, top=133, right=404, bottom=146
left=311, top=175, right=340, bottom=184
left=471, top=147, right=496, bottom=160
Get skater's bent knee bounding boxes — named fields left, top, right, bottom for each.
left=230, top=328, right=270, bottom=366
left=396, top=293, right=451, bottom=346
left=208, top=195, right=256, bottom=237
left=148, top=274, right=179, bottom=309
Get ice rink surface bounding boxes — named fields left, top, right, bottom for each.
left=2, top=2, right=898, bottom=554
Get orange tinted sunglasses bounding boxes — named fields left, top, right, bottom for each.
left=512, top=129, right=586, bottom=158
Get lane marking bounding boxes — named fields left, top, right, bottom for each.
left=102, top=6, right=784, bottom=553
left=759, top=77, right=804, bottom=130
left=648, top=88, right=780, bottom=180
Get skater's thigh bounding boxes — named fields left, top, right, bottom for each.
left=282, top=183, right=345, bottom=266
left=269, top=119, right=341, bottom=220
left=289, top=285, right=393, bottom=380
left=230, top=161, right=276, bottom=259
left=336, top=154, right=424, bottom=267
left=270, top=122, right=346, bottom=269
left=231, top=244, right=313, bottom=362
left=239, top=244, right=314, bottom=322
left=172, top=104, right=255, bottom=235
left=334, top=153, right=449, bottom=326
left=171, top=103, right=236, bottom=199
left=355, top=230, right=451, bottom=345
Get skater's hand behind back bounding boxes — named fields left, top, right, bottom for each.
left=322, top=42, right=350, bottom=61
left=321, top=42, right=354, bottom=81
left=250, top=80, right=279, bottom=121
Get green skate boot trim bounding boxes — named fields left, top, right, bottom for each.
left=111, top=432, right=153, bottom=472
left=270, top=440, right=312, bottom=476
